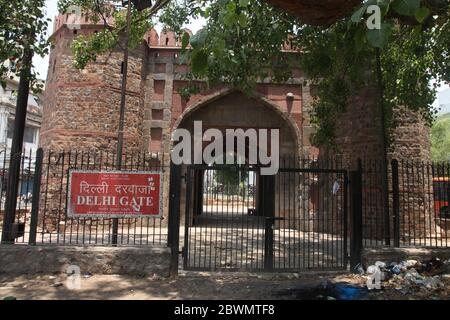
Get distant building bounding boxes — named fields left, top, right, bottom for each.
left=0, top=77, right=43, bottom=195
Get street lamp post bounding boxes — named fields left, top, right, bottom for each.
left=112, top=0, right=152, bottom=245
left=1, top=48, right=34, bottom=244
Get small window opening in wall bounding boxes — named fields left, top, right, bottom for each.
left=52, top=59, right=57, bottom=74
left=155, top=52, right=160, bottom=58
left=174, top=53, right=178, bottom=59
left=73, top=29, right=77, bottom=35
left=165, top=37, right=169, bottom=46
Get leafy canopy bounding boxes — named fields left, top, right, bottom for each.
left=0, top=0, right=49, bottom=92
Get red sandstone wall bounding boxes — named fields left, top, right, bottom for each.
left=41, top=27, right=147, bottom=154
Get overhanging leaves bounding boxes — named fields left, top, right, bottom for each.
left=366, top=22, right=392, bottom=48
left=392, top=0, right=421, bottom=16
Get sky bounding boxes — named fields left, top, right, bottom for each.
left=34, top=0, right=449, bottom=114
left=436, top=87, right=450, bottom=115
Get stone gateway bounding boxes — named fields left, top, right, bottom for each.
left=40, top=12, right=432, bottom=243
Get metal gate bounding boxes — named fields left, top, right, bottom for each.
left=182, top=162, right=348, bottom=271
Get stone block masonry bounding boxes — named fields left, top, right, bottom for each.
left=0, top=245, right=170, bottom=276
left=39, top=12, right=433, bottom=243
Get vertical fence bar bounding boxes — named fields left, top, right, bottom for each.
left=28, top=148, right=44, bottom=245
left=391, top=159, right=400, bottom=248
left=183, top=167, right=192, bottom=270
left=263, top=175, right=275, bottom=271
left=343, top=171, right=349, bottom=268
left=168, top=163, right=181, bottom=277
left=350, top=167, right=363, bottom=271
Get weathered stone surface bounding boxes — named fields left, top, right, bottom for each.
left=0, top=245, right=170, bottom=276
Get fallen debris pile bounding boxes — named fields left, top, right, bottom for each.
left=359, top=257, right=450, bottom=296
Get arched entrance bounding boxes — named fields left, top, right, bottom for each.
left=171, top=90, right=348, bottom=272
left=174, top=91, right=299, bottom=270
left=175, top=90, right=300, bottom=220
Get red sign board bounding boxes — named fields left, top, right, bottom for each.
left=67, top=170, right=163, bottom=218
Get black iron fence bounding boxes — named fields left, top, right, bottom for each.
left=361, top=159, right=450, bottom=248
left=182, top=157, right=349, bottom=271
left=0, top=148, right=168, bottom=246
left=0, top=148, right=449, bottom=253
left=0, top=149, right=36, bottom=243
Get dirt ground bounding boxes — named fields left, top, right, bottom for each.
left=1, top=271, right=449, bottom=300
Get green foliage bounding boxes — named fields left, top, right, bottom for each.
left=392, top=0, right=421, bottom=16
left=366, top=22, right=392, bottom=48
left=215, top=167, right=248, bottom=194
left=0, top=0, right=50, bottom=91
left=179, top=0, right=297, bottom=94
left=158, top=0, right=196, bottom=36
left=299, top=0, right=449, bottom=148
left=172, top=0, right=449, bottom=148
left=431, top=113, right=450, bottom=162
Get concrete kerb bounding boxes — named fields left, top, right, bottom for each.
left=0, top=244, right=171, bottom=277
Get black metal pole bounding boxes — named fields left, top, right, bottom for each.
left=112, top=3, right=133, bottom=245
left=376, top=48, right=391, bottom=246
left=391, top=159, right=400, bottom=247
left=29, top=148, right=44, bottom=245
left=350, top=168, right=363, bottom=271
left=168, top=163, right=181, bottom=277
left=1, top=48, right=33, bottom=244
left=262, top=175, right=275, bottom=271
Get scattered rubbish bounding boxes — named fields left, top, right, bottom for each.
left=319, top=279, right=329, bottom=289
left=402, top=260, right=418, bottom=268
left=420, top=258, right=446, bottom=276
left=51, top=282, right=63, bottom=287
left=276, top=283, right=368, bottom=300
left=333, top=284, right=368, bottom=300
left=422, top=276, right=444, bottom=290
left=360, top=256, right=449, bottom=294
left=353, top=263, right=365, bottom=275
left=332, top=181, right=340, bottom=195
left=150, top=273, right=161, bottom=281
left=389, top=264, right=402, bottom=275
left=367, top=265, right=379, bottom=274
